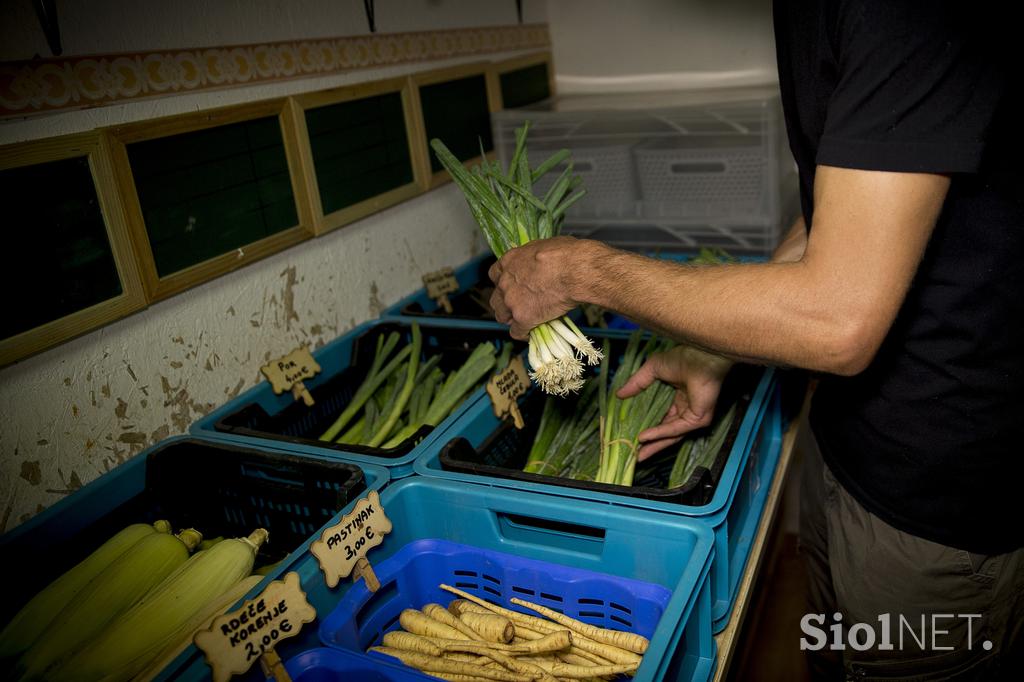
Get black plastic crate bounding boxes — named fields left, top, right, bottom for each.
left=214, top=321, right=520, bottom=458
left=0, top=437, right=368, bottom=622
left=440, top=361, right=761, bottom=507
left=399, top=256, right=497, bottom=320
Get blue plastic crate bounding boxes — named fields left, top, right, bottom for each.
left=382, top=253, right=502, bottom=325
left=0, top=436, right=389, bottom=680
left=286, top=647, right=437, bottom=681
left=415, top=350, right=782, bottom=633
left=320, top=538, right=673, bottom=671
left=171, top=476, right=717, bottom=682
left=191, top=318, right=519, bottom=478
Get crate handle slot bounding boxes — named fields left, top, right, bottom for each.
left=670, top=161, right=727, bottom=174
left=355, top=577, right=401, bottom=638
left=495, top=513, right=606, bottom=557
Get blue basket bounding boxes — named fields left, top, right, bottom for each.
left=0, top=436, right=389, bottom=681
left=320, top=538, right=673, bottom=670
left=382, top=253, right=501, bottom=324
left=191, top=318, right=519, bottom=478
left=172, top=476, right=717, bottom=682
left=415, top=356, right=782, bottom=633
left=286, top=648, right=437, bottom=681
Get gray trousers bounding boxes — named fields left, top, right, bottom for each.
left=798, top=426, right=1024, bottom=680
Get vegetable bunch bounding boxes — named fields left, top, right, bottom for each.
left=319, top=323, right=507, bottom=447
left=521, top=329, right=739, bottom=491
left=430, top=123, right=602, bottom=396
left=595, top=332, right=677, bottom=486
left=370, top=583, right=648, bottom=680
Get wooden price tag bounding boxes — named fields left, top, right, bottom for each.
left=260, top=347, right=321, bottom=407
left=193, top=571, right=316, bottom=682
left=310, top=490, right=392, bottom=591
left=423, top=267, right=459, bottom=313
left=486, top=355, right=530, bottom=429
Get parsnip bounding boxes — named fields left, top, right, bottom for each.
left=510, top=597, right=649, bottom=654
left=425, top=603, right=483, bottom=641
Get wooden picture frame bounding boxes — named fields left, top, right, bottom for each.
left=107, top=99, right=315, bottom=302
left=290, top=77, right=426, bottom=235
left=488, top=51, right=556, bottom=110
left=0, top=131, right=146, bottom=366
left=409, top=62, right=498, bottom=189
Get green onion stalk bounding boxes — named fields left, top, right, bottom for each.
left=318, top=322, right=499, bottom=447
left=667, top=403, right=737, bottom=488
left=430, top=123, right=602, bottom=396
left=596, top=332, right=677, bottom=486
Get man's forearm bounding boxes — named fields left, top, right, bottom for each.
left=566, top=167, right=947, bottom=375
left=574, top=245, right=842, bottom=371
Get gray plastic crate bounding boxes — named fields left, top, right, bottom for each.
left=492, top=87, right=797, bottom=255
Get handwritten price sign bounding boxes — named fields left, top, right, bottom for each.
left=261, top=347, right=321, bottom=407
left=423, top=267, right=459, bottom=313
left=310, top=491, right=392, bottom=589
left=486, top=354, right=530, bottom=429
left=194, top=572, right=315, bottom=682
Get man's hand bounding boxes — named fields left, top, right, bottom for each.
left=617, top=345, right=734, bottom=461
left=488, top=236, right=596, bottom=339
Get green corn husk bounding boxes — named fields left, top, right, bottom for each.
left=0, top=522, right=161, bottom=662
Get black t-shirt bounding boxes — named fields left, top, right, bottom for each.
left=774, top=0, right=1024, bottom=554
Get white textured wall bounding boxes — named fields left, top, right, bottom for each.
left=0, top=0, right=546, bottom=531
left=548, top=0, right=777, bottom=93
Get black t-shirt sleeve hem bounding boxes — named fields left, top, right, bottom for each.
left=817, top=136, right=984, bottom=174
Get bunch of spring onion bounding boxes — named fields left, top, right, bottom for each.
left=521, top=336, right=742, bottom=489
left=430, top=123, right=602, bottom=396
left=689, top=245, right=738, bottom=265
left=595, top=331, right=678, bottom=486
left=523, top=380, right=600, bottom=480
left=318, top=323, right=510, bottom=448
left=666, top=403, right=737, bottom=488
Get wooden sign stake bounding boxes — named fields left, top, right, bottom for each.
left=259, top=649, right=292, bottom=682
left=290, top=381, right=314, bottom=407
left=486, top=354, right=530, bottom=429
left=352, top=557, right=381, bottom=592
left=261, top=347, right=321, bottom=407
left=310, top=490, right=392, bottom=592
left=423, top=267, right=459, bottom=314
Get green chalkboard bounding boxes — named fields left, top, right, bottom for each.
left=127, top=116, right=298, bottom=278
left=500, top=63, right=551, bottom=109
left=2, top=156, right=122, bottom=341
left=420, top=74, right=493, bottom=173
left=305, top=91, right=413, bottom=215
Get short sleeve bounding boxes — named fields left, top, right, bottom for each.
left=818, top=1, right=1005, bottom=174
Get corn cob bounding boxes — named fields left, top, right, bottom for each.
left=51, top=529, right=268, bottom=682
left=198, top=535, right=224, bottom=551
left=0, top=521, right=165, bottom=661
left=133, top=574, right=264, bottom=682
left=16, top=528, right=202, bottom=680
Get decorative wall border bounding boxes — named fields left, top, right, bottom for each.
left=0, top=23, right=550, bottom=117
